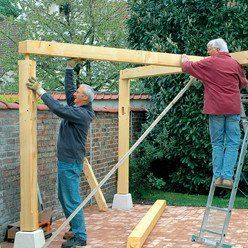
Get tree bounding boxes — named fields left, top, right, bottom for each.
left=127, top=0, right=248, bottom=195
left=0, top=0, right=129, bottom=92
left=0, top=0, right=20, bottom=18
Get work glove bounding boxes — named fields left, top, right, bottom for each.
left=67, top=58, right=83, bottom=69
left=26, top=77, right=46, bottom=96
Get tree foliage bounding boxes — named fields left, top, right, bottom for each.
left=127, top=0, right=248, bottom=195
left=0, top=0, right=129, bottom=92
left=0, top=0, right=20, bottom=18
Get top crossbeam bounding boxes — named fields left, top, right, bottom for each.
left=19, top=40, right=204, bottom=67
left=19, top=41, right=248, bottom=76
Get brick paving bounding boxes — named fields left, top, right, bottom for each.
left=1, top=205, right=248, bottom=248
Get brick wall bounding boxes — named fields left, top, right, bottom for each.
left=0, top=108, right=146, bottom=241
left=0, top=110, right=20, bottom=240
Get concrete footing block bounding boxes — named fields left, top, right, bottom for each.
left=14, top=229, right=45, bottom=248
left=112, top=193, right=133, bottom=210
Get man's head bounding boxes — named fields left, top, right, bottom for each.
left=73, top=84, right=95, bottom=106
left=207, top=38, right=229, bottom=56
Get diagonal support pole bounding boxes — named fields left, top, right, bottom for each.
left=43, top=76, right=196, bottom=248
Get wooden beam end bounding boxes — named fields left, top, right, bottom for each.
left=127, top=237, right=141, bottom=248
left=19, top=40, right=29, bottom=54
left=127, top=200, right=166, bottom=248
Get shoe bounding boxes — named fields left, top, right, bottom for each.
left=61, top=237, right=87, bottom=248
left=214, top=177, right=223, bottom=187
left=63, top=230, right=74, bottom=240
left=222, top=179, right=233, bottom=188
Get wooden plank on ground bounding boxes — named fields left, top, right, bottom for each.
left=18, top=40, right=203, bottom=67
left=127, top=200, right=166, bottom=248
left=83, top=158, right=108, bottom=212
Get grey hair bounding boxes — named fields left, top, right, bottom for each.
left=81, top=84, right=95, bottom=102
left=207, top=38, right=229, bottom=52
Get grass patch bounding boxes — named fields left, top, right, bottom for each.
left=0, top=94, right=44, bottom=104
left=0, top=94, right=19, bottom=103
left=133, top=190, right=248, bottom=209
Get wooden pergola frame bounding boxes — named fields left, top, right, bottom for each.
left=18, top=40, right=248, bottom=232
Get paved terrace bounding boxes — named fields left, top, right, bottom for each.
left=1, top=205, right=248, bottom=248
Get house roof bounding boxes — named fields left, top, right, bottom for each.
left=50, top=92, right=150, bottom=101
left=0, top=92, right=149, bottom=100
left=0, top=92, right=149, bottom=112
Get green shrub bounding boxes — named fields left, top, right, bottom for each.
left=147, top=172, right=166, bottom=190
left=128, top=0, right=248, bottom=195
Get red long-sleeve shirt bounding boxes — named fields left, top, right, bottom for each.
left=182, top=52, right=248, bottom=115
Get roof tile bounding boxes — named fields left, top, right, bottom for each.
left=0, top=101, right=7, bottom=109
left=133, top=95, right=140, bottom=100
left=37, top=104, right=49, bottom=111
left=141, top=94, right=149, bottom=99
left=111, top=95, right=118, bottom=100
left=5, top=102, right=19, bottom=109
left=103, top=95, right=111, bottom=100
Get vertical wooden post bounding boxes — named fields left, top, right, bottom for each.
left=117, top=78, right=130, bottom=194
left=19, top=58, right=39, bottom=231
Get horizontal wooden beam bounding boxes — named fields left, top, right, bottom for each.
left=19, top=40, right=203, bottom=67
left=121, top=66, right=182, bottom=79
left=127, top=200, right=166, bottom=248
left=231, top=51, right=248, bottom=66
left=121, top=50, right=248, bottom=79
left=19, top=40, right=247, bottom=69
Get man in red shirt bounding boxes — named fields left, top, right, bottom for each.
left=181, top=38, right=248, bottom=187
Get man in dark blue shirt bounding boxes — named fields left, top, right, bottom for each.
left=27, top=59, right=95, bottom=248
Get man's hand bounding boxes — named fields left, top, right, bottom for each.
left=67, top=58, right=83, bottom=69
left=181, top=54, right=189, bottom=63
left=27, top=77, right=41, bottom=91
left=26, top=77, right=46, bottom=96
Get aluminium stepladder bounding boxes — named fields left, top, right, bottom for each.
left=192, top=95, right=248, bottom=247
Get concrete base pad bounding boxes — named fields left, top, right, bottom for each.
left=14, top=229, right=45, bottom=248
left=112, top=193, right=133, bottom=210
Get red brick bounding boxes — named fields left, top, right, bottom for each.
left=2, top=205, right=247, bottom=248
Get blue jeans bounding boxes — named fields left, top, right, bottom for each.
left=209, top=115, right=240, bottom=180
left=57, top=160, right=87, bottom=240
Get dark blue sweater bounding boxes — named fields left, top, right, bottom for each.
left=41, top=69, right=95, bottom=163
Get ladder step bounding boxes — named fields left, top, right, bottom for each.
left=192, top=235, right=233, bottom=248
left=209, top=206, right=228, bottom=212
left=202, top=228, right=223, bottom=236
left=216, top=184, right=233, bottom=189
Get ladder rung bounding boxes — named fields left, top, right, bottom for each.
left=192, top=235, right=218, bottom=246
left=192, top=235, right=233, bottom=248
left=202, top=228, right=223, bottom=236
left=216, top=184, right=233, bottom=189
left=209, top=206, right=228, bottom=212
